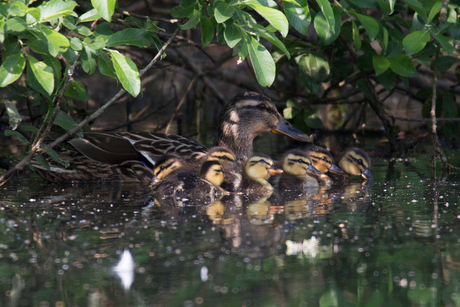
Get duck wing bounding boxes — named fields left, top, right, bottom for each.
left=69, top=132, right=208, bottom=167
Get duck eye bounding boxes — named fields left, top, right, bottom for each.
left=160, top=166, right=166, bottom=171
left=297, top=159, right=303, bottom=163
left=358, top=159, right=363, bottom=164
left=258, top=104, right=267, bottom=110
left=321, top=156, right=327, bottom=161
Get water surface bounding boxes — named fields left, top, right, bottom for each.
left=1, top=153, right=460, bottom=307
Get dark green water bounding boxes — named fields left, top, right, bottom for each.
left=1, top=154, right=460, bottom=307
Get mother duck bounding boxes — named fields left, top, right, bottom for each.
left=34, top=92, right=312, bottom=181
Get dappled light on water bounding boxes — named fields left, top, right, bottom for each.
left=1, top=155, right=460, bottom=306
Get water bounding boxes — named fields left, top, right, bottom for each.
left=1, top=154, right=460, bottom=307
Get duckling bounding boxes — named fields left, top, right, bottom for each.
left=153, top=161, right=228, bottom=197
left=151, top=147, right=238, bottom=187
left=277, top=150, right=322, bottom=194
left=336, top=147, right=373, bottom=182
left=304, top=145, right=344, bottom=187
left=241, top=155, right=283, bottom=193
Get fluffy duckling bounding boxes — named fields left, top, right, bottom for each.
left=277, top=149, right=322, bottom=193
left=336, top=147, right=373, bottom=182
left=304, top=145, right=344, bottom=186
left=205, top=147, right=242, bottom=192
left=153, top=161, right=228, bottom=197
left=242, top=155, right=283, bottom=193
left=151, top=147, right=238, bottom=187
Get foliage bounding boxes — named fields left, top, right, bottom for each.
left=1, top=0, right=460, bottom=169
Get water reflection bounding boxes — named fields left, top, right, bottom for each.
left=1, top=156, right=460, bottom=306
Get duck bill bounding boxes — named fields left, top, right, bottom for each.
left=272, top=119, right=312, bottom=143
left=267, top=168, right=283, bottom=175
left=306, top=164, right=322, bottom=176
left=362, top=168, right=373, bottom=182
left=329, top=163, right=344, bottom=174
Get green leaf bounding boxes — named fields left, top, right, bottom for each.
left=98, top=51, right=117, bottom=79
left=180, top=12, right=201, bottom=30
left=34, top=155, right=50, bottom=170
left=77, top=8, right=101, bottom=23
left=20, top=124, right=39, bottom=135
left=389, top=0, right=396, bottom=14
left=378, top=69, right=396, bottom=91
left=435, top=56, right=460, bottom=72
left=108, top=49, right=141, bottom=97
left=283, top=107, right=299, bottom=119
left=247, top=37, right=275, bottom=87
left=373, top=55, right=390, bottom=75
left=106, top=28, right=151, bottom=47
left=76, top=25, right=93, bottom=36
left=70, top=37, right=83, bottom=51
left=352, top=20, right=361, bottom=52
left=53, top=109, right=82, bottom=136
left=427, top=1, right=442, bottom=24
left=215, top=2, right=235, bottom=23
left=42, top=54, right=61, bottom=81
left=5, top=17, right=27, bottom=33
left=356, top=13, right=379, bottom=41
left=248, top=4, right=289, bottom=37
left=432, top=33, right=455, bottom=54
left=224, top=24, right=242, bottom=48
left=304, top=109, right=323, bottom=129
left=201, top=17, right=214, bottom=47
left=316, top=0, right=335, bottom=34
left=64, top=81, right=89, bottom=102
left=402, top=30, right=430, bottom=55
left=46, top=148, right=69, bottom=168
left=357, top=79, right=374, bottom=101
left=171, top=0, right=197, bottom=18
left=298, top=54, right=325, bottom=95
left=2, top=100, right=22, bottom=130
left=259, top=30, right=290, bottom=59
left=314, top=8, right=341, bottom=46
left=41, top=27, right=70, bottom=57
left=81, top=45, right=97, bottom=75
left=91, top=0, right=116, bottom=22
left=5, top=130, right=29, bottom=143
left=283, top=0, right=311, bottom=36
left=402, top=0, right=427, bottom=21
left=303, top=52, right=330, bottom=81
left=388, top=54, right=418, bottom=77
left=0, top=53, right=25, bottom=87
left=26, top=54, right=54, bottom=96
left=39, top=0, right=78, bottom=23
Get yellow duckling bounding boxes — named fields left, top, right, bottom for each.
left=153, top=160, right=228, bottom=197
left=336, top=147, right=373, bottom=182
left=242, top=155, right=283, bottom=193
left=277, top=149, right=322, bottom=193
left=304, top=145, right=344, bottom=187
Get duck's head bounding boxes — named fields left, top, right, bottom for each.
left=337, top=147, right=373, bottom=181
left=304, top=145, right=343, bottom=174
left=205, top=147, right=237, bottom=168
left=281, top=149, right=321, bottom=178
left=200, top=161, right=226, bottom=188
left=245, top=155, right=283, bottom=187
left=151, top=155, right=184, bottom=185
left=218, top=92, right=312, bottom=161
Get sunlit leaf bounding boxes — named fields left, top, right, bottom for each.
left=91, top=0, right=116, bottom=22
left=26, top=54, right=54, bottom=97
left=247, top=37, right=275, bottom=87
left=108, top=49, right=141, bottom=97
left=2, top=100, right=22, bottom=130
left=402, top=30, right=430, bottom=55
left=0, top=53, right=25, bottom=87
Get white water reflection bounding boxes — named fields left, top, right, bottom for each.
left=113, top=249, right=135, bottom=290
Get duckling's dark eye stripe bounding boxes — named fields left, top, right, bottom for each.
left=349, top=155, right=365, bottom=166
left=288, top=158, right=309, bottom=165
left=250, top=159, right=271, bottom=166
